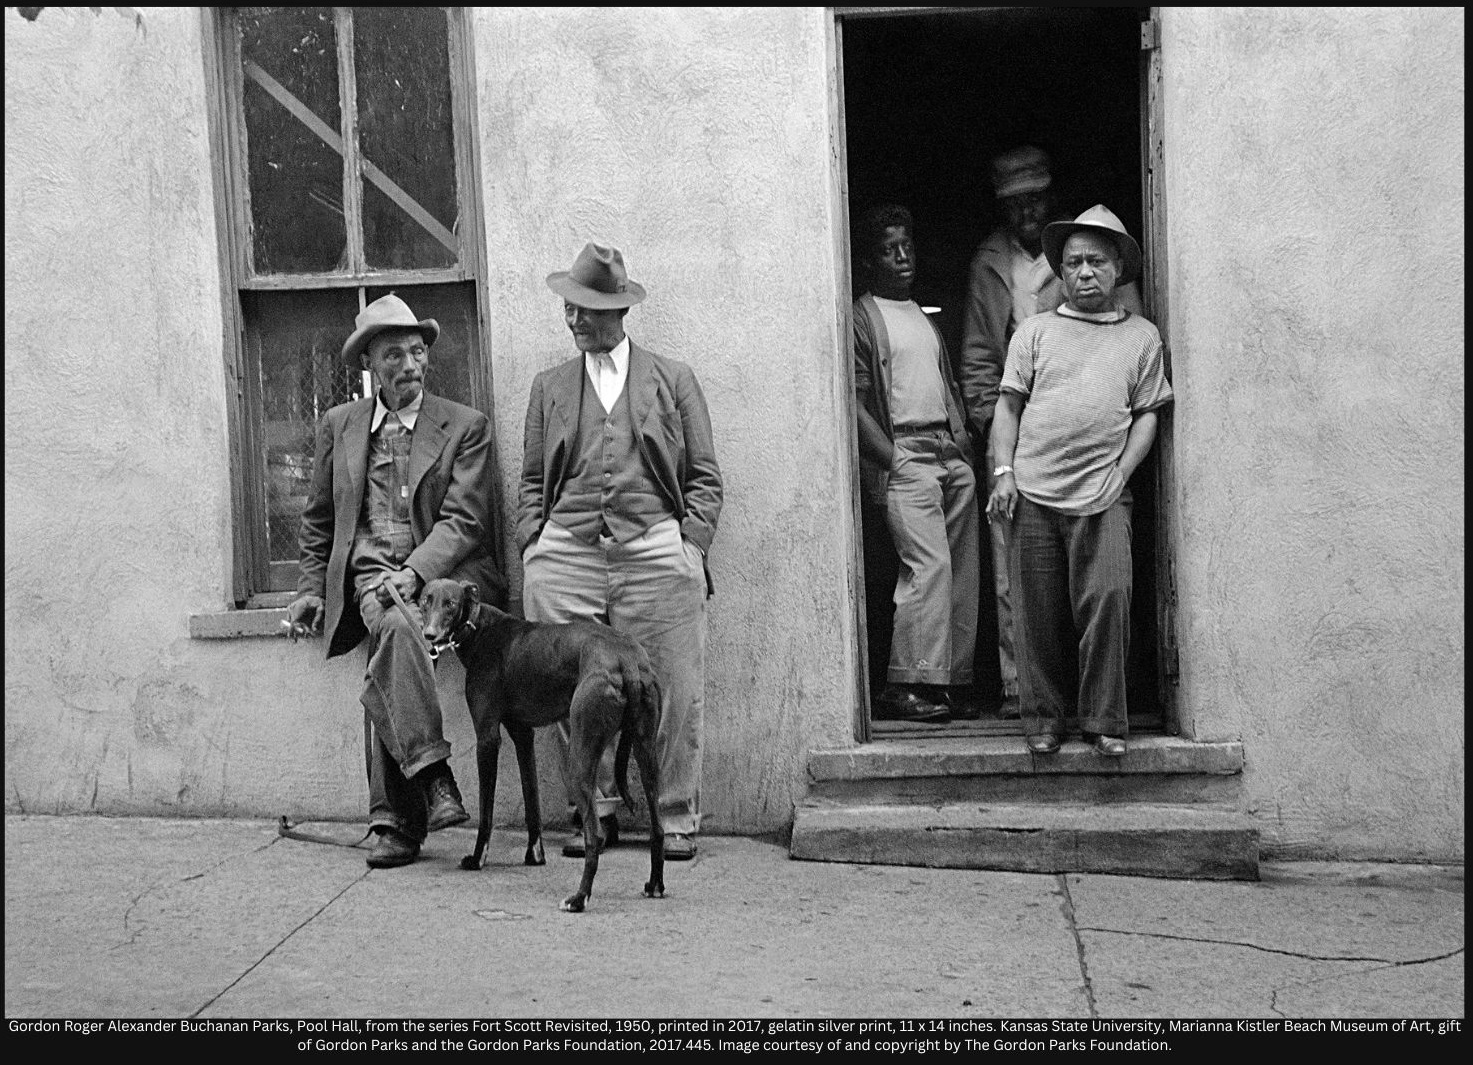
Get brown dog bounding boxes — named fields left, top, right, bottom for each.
left=419, top=577, right=664, bottom=912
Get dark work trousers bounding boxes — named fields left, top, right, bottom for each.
left=1010, top=492, right=1133, bottom=738
left=353, top=543, right=452, bottom=845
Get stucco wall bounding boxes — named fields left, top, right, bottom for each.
left=1162, top=7, right=1464, bottom=859
left=472, top=7, right=855, bottom=832
left=4, top=7, right=856, bottom=833
left=7, top=6, right=1461, bottom=862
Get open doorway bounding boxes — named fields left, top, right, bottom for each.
left=840, top=6, right=1164, bottom=737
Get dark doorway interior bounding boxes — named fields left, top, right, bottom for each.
left=842, top=6, right=1162, bottom=733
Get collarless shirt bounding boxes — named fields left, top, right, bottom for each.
left=872, top=295, right=949, bottom=429
left=1001, top=307, right=1173, bottom=516
left=584, top=336, right=631, bottom=414
left=370, top=389, right=424, bottom=433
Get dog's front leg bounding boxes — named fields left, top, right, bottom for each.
left=461, top=725, right=500, bottom=872
left=503, top=719, right=545, bottom=866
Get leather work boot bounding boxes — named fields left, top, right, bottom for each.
left=423, top=771, right=469, bottom=832
left=873, top=684, right=950, bottom=724
left=366, top=827, right=420, bottom=869
left=562, top=814, right=619, bottom=858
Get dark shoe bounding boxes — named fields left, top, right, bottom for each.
left=366, top=828, right=420, bottom=869
left=997, top=694, right=1021, bottom=720
left=942, top=688, right=982, bottom=721
left=874, top=686, right=950, bottom=724
left=1089, top=733, right=1127, bottom=757
left=423, top=772, right=469, bottom=832
left=562, top=814, right=618, bottom=858
left=1026, top=733, right=1062, bottom=755
left=663, top=833, right=697, bottom=861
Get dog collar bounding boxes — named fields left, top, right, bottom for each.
left=450, top=613, right=479, bottom=651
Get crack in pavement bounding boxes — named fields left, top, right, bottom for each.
left=1266, top=953, right=1463, bottom=1019
left=115, top=833, right=283, bottom=948
left=189, top=862, right=371, bottom=1018
left=1057, top=874, right=1098, bottom=1017
left=1077, top=927, right=1465, bottom=966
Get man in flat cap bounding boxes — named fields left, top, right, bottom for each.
left=285, top=293, right=506, bottom=869
left=986, top=206, right=1172, bottom=758
left=960, top=146, right=1144, bottom=721
left=519, top=242, right=723, bottom=862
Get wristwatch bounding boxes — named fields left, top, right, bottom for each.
left=993, top=465, right=1014, bottom=477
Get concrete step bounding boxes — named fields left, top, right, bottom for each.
left=806, top=735, right=1246, bottom=806
left=790, top=799, right=1260, bottom=880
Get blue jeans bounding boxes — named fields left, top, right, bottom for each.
left=353, top=539, right=453, bottom=843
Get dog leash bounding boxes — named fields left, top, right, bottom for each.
left=380, top=576, right=423, bottom=630
left=278, top=578, right=424, bottom=850
left=277, top=816, right=373, bottom=848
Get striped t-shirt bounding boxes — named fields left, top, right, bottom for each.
left=1001, top=308, right=1173, bottom=516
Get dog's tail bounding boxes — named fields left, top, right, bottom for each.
left=613, top=667, right=662, bottom=811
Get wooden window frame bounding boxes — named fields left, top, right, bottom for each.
left=202, top=7, right=493, bottom=606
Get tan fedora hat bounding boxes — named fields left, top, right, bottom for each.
left=546, top=242, right=647, bottom=309
left=1042, top=204, right=1143, bottom=285
left=341, top=293, right=440, bottom=366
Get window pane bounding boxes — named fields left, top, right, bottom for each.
left=354, top=6, right=459, bottom=270
left=239, top=7, right=348, bottom=274
left=243, top=289, right=365, bottom=567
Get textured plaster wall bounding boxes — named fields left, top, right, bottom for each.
left=3, top=7, right=854, bottom=832
left=1162, top=8, right=1464, bottom=859
left=472, top=7, right=855, bottom=833
left=4, top=7, right=372, bottom=820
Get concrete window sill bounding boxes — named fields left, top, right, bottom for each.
left=189, top=607, right=291, bottom=639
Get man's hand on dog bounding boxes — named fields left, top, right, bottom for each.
left=283, top=595, right=324, bottom=642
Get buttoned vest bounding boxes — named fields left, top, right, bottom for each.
left=550, top=368, right=673, bottom=544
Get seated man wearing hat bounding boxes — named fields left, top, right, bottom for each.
left=285, top=293, right=506, bottom=868
left=985, top=206, right=1172, bottom=758
left=518, top=243, right=722, bottom=862
left=959, top=146, right=1143, bottom=721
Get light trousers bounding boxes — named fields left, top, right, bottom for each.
left=523, top=518, right=707, bottom=836
left=983, top=443, right=1019, bottom=699
left=884, top=429, right=980, bottom=686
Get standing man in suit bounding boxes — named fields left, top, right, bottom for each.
left=519, top=242, right=723, bottom=863
left=285, top=293, right=506, bottom=869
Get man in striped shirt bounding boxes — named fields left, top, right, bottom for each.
left=985, top=206, right=1173, bottom=757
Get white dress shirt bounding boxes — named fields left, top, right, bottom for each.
left=584, top=336, right=631, bottom=413
left=370, top=389, right=424, bottom=432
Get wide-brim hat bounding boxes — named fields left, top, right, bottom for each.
left=546, top=242, right=647, bottom=309
left=1042, top=204, right=1143, bottom=285
left=341, top=293, right=439, bottom=366
left=991, top=145, right=1052, bottom=199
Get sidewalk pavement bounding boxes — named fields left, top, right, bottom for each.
left=4, top=814, right=1463, bottom=1019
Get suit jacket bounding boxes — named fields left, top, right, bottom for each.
left=296, top=390, right=507, bottom=659
left=517, top=341, right=722, bottom=592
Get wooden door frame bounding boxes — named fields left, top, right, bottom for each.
left=828, top=5, right=1180, bottom=741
